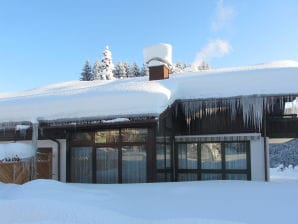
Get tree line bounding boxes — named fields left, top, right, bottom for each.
left=80, top=46, right=209, bottom=81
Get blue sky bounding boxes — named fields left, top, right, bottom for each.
left=0, top=0, right=298, bottom=92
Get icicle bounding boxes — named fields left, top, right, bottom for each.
left=240, top=96, right=263, bottom=130
left=31, top=122, right=39, bottom=179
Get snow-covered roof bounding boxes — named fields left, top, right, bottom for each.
left=0, top=60, right=298, bottom=124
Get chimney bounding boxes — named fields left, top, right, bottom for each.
left=143, top=43, right=172, bottom=81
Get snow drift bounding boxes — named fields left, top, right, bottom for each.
left=0, top=179, right=298, bottom=224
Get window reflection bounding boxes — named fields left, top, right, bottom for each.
left=121, top=128, right=148, bottom=142
left=178, top=143, right=198, bottom=169
left=122, top=145, right=147, bottom=183
left=225, top=143, right=247, bottom=170
left=201, top=143, right=222, bottom=169
left=95, top=130, right=119, bottom=143
left=96, top=147, right=118, bottom=184
left=70, top=147, right=93, bottom=183
left=156, top=144, right=171, bottom=169
left=71, top=132, right=92, bottom=143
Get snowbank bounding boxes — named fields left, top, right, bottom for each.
left=0, top=143, right=34, bottom=160
left=270, top=165, right=298, bottom=182
left=0, top=61, right=297, bottom=123
left=0, top=179, right=298, bottom=224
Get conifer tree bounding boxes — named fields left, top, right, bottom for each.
left=118, top=61, right=127, bottom=78
left=140, top=63, right=149, bottom=76
left=130, top=63, right=140, bottom=77
left=92, top=59, right=101, bottom=80
left=80, top=60, right=93, bottom=81
left=98, top=46, right=115, bottom=80
left=123, top=62, right=130, bottom=78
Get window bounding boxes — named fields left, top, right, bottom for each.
left=95, top=130, right=119, bottom=144
left=176, top=143, right=198, bottom=181
left=172, top=141, right=250, bottom=182
left=96, top=147, right=118, bottom=184
left=70, top=147, right=93, bottom=183
left=156, top=143, right=172, bottom=182
left=201, top=143, right=222, bottom=169
left=225, top=143, right=247, bottom=170
left=156, top=144, right=171, bottom=169
left=71, top=132, right=92, bottom=143
left=121, top=128, right=148, bottom=142
left=69, top=128, right=150, bottom=184
left=122, top=145, right=147, bottom=183
left=178, top=143, right=198, bottom=169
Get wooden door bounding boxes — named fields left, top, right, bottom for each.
left=37, top=148, right=53, bottom=179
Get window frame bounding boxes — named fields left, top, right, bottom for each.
left=67, top=127, right=153, bottom=184
left=174, top=141, right=251, bottom=181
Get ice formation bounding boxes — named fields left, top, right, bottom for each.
left=180, top=95, right=295, bottom=130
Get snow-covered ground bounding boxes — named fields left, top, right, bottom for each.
left=270, top=165, right=298, bottom=183
left=0, top=177, right=298, bottom=224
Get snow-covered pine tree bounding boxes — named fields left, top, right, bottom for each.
left=130, top=63, right=140, bottom=77
left=197, top=61, right=210, bottom=70
left=98, top=46, right=115, bottom=80
left=123, top=62, right=130, bottom=78
left=169, top=62, right=184, bottom=74
left=92, top=59, right=101, bottom=80
left=140, top=63, right=149, bottom=76
left=114, top=61, right=127, bottom=79
left=80, top=60, right=93, bottom=81
left=113, top=62, right=120, bottom=78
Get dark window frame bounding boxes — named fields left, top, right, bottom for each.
left=67, top=127, right=154, bottom=183
left=173, top=140, right=251, bottom=181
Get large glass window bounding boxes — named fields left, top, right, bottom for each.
left=201, top=143, right=222, bottom=169
left=178, top=143, right=198, bottom=169
left=95, top=130, right=119, bottom=144
left=121, top=128, right=148, bottom=142
left=156, top=143, right=172, bottom=182
left=225, top=143, right=247, bottom=170
left=69, top=128, right=150, bottom=183
left=70, top=147, right=93, bottom=183
left=71, top=132, right=92, bottom=143
left=156, top=144, right=171, bottom=169
left=122, top=145, right=147, bottom=183
left=96, top=147, right=118, bottom=184
left=172, top=141, right=249, bottom=182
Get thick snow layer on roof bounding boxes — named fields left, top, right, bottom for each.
left=0, top=60, right=298, bottom=123
left=143, top=43, right=173, bottom=66
left=0, top=143, right=34, bottom=160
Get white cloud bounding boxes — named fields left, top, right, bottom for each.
left=192, top=39, right=232, bottom=68
left=211, top=0, right=236, bottom=31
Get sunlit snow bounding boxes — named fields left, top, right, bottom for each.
left=0, top=60, right=297, bottom=123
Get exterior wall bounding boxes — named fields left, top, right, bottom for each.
left=0, top=139, right=67, bottom=182
left=250, top=137, right=269, bottom=181
left=36, top=139, right=67, bottom=182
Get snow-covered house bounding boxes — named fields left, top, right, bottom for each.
left=0, top=45, right=297, bottom=184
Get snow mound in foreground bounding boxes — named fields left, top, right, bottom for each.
left=1, top=179, right=298, bottom=224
